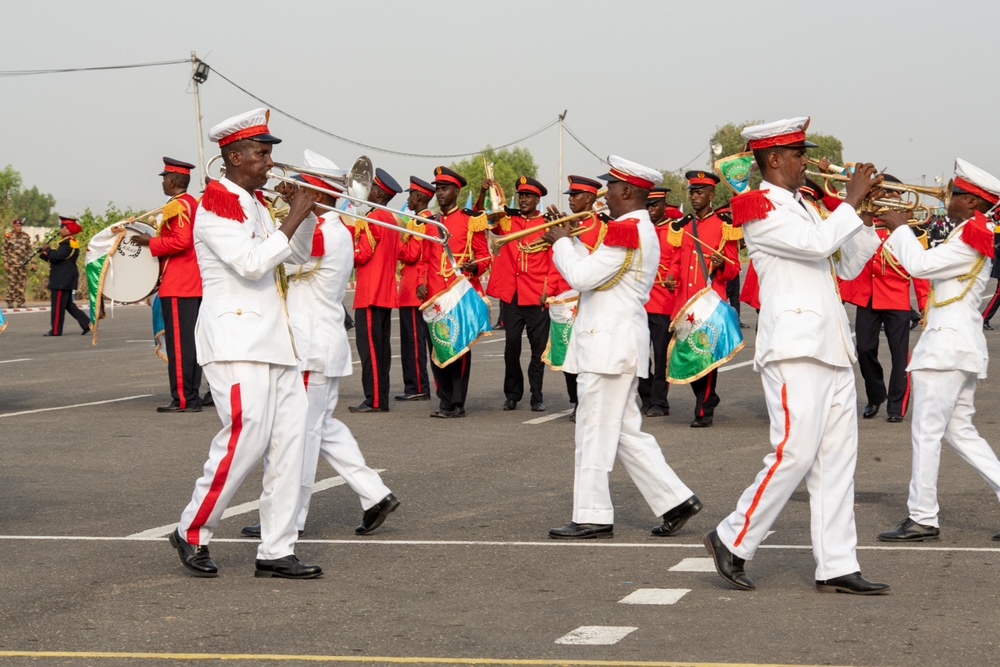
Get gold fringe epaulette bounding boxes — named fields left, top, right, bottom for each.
left=69, top=238, right=80, bottom=249
left=491, top=214, right=511, bottom=233
left=722, top=221, right=743, bottom=242
left=467, top=211, right=490, bottom=233
left=915, top=227, right=929, bottom=250
left=667, top=218, right=689, bottom=248
left=160, top=199, right=185, bottom=227
left=353, top=217, right=370, bottom=237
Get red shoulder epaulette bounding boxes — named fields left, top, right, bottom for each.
left=961, top=210, right=995, bottom=258
left=729, top=189, right=774, bottom=227
left=603, top=218, right=640, bottom=249
left=200, top=180, right=247, bottom=222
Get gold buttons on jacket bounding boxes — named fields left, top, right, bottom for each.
left=236, top=309, right=243, bottom=315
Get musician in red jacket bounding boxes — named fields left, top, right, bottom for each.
left=416, top=166, right=491, bottom=418
left=131, top=158, right=203, bottom=413
left=638, top=190, right=678, bottom=418
left=665, top=171, right=741, bottom=427
left=839, top=176, right=929, bottom=422
left=348, top=168, right=402, bottom=413
left=395, top=176, right=434, bottom=402
left=486, top=176, right=552, bottom=411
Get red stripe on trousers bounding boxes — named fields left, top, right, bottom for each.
left=303, top=370, right=310, bottom=390
left=186, top=383, right=243, bottom=544
left=734, top=383, right=790, bottom=547
left=900, top=351, right=911, bottom=417
left=366, top=308, right=380, bottom=408
left=171, top=299, right=186, bottom=409
left=699, top=372, right=713, bottom=417
left=53, top=290, right=63, bottom=333
left=411, top=309, right=423, bottom=394
left=983, top=289, right=1000, bottom=320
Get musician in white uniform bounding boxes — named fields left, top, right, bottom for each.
left=241, top=150, right=398, bottom=539
left=704, top=118, right=890, bottom=595
left=543, top=155, right=701, bottom=540
left=877, top=159, right=1000, bottom=543
left=169, top=109, right=322, bottom=579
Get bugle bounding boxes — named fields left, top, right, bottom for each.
left=22, top=230, right=60, bottom=267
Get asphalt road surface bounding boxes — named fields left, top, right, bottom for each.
left=1, top=297, right=999, bottom=667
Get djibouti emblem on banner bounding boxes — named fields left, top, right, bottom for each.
left=715, top=152, right=755, bottom=194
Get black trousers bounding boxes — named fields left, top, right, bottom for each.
left=855, top=303, right=912, bottom=416
left=431, top=351, right=472, bottom=411
left=398, top=305, right=430, bottom=396
left=355, top=306, right=392, bottom=410
left=49, top=289, right=89, bottom=335
left=638, top=312, right=672, bottom=411
left=691, top=368, right=719, bottom=419
left=160, top=296, right=203, bottom=408
left=983, top=282, right=1000, bottom=323
left=726, top=273, right=742, bottom=319
left=564, top=372, right=578, bottom=404
left=503, top=299, right=550, bottom=404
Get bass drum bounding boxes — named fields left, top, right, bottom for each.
left=103, top=222, right=160, bottom=303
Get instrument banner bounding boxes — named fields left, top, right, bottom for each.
left=541, top=290, right=579, bottom=371
left=420, top=277, right=492, bottom=368
left=667, top=287, right=744, bottom=384
left=715, top=152, right=755, bottom=195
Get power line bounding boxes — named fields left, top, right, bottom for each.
left=210, top=66, right=561, bottom=160
left=673, top=145, right=710, bottom=172
left=563, top=123, right=606, bottom=164
left=0, top=59, right=187, bottom=78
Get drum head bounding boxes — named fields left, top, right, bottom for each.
left=103, top=222, right=160, bottom=303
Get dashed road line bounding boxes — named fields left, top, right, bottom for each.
left=668, top=557, right=716, bottom=572
left=618, top=588, right=690, bottom=605
left=555, top=626, right=638, bottom=645
left=0, top=358, right=31, bottom=364
left=522, top=408, right=574, bottom=424
left=0, top=394, right=153, bottom=418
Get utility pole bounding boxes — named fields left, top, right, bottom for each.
left=558, top=110, right=567, bottom=210
left=190, top=52, right=209, bottom=185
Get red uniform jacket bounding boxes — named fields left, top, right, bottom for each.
left=740, top=260, right=760, bottom=310
left=839, top=227, right=929, bottom=311
left=149, top=192, right=201, bottom=298
left=353, top=208, right=400, bottom=309
left=486, top=212, right=551, bottom=306
left=666, top=210, right=741, bottom=317
left=645, top=220, right=676, bottom=316
left=397, top=209, right=430, bottom=308
left=418, top=207, right=491, bottom=299
left=547, top=212, right=606, bottom=295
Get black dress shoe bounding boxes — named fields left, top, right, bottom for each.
left=549, top=522, right=613, bottom=540
left=886, top=414, right=903, bottom=423
left=43, top=332, right=59, bottom=337
left=652, top=495, right=703, bottom=536
left=348, top=404, right=388, bottom=413
left=877, top=517, right=940, bottom=542
left=530, top=401, right=545, bottom=412
left=703, top=529, right=754, bottom=590
left=569, top=405, right=577, bottom=423
left=201, top=391, right=215, bottom=407
left=157, top=402, right=202, bottom=413
left=815, top=571, right=890, bottom=595
left=169, top=529, right=218, bottom=577
left=690, top=416, right=713, bottom=428
left=81, top=327, right=90, bottom=335
left=356, top=493, right=400, bottom=534
left=431, top=409, right=458, bottom=418
left=395, top=392, right=430, bottom=401
left=985, top=322, right=995, bottom=331
left=863, top=402, right=882, bottom=419
left=645, top=405, right=669, bottom=417
left=502, top=400, right=517, bottom=411
left=254, top=555, right=323, bottom=579
left=241, top=524, right=303, bottom=540
left=992, top=530, right=1000, bottom=541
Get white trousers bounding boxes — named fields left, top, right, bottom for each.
left=297, top=372, right=391, bottom=531
left=716, top=359, right=860, bottom=580
left=178, top=361, right=306, bottom=561
left=908, top=369, right=1000, bottom=526
left=573, top=371, right=693, bottom=525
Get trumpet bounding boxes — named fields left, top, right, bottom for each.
left=493, top=188, right=609, bottom=250
left=805, top=169, right=953, bottom=211
left=23, top=230, right=60, bottom=267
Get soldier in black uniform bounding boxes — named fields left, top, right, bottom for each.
left=39, top=216, right=90, bottom=336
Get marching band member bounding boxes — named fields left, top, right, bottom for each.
left=395, top=176, right=435, bottom=402
left=131, top=158, right=204, bottom=413
left=170, top=108, right=322, bottom=579
left=543, top=155, right=701, bottom=540
left=664, top=171, right=741, bottom=427
left=838, top=175, right=929, bottom=423
left=877, top=159, right=1000, bottom=543
left=39, top=216, right=91, bottom=336
left=545, top=175, right=607, bottom=422
left=416, top=166, right=491, bottom=418
left=349, top=168, right=402, bottom=413
left=487, top=176, right=552, bottom=412
left=243, top=153, right=398, bottom=539
left=637, top=187, right=676, bottom=418
left=704, top=117, right=888, bottom=595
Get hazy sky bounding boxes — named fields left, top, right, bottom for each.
left=1, top=0, right=995, bottom=215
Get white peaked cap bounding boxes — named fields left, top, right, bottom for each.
left=303, top=149, right=344, bottom=192
left=741, top=117, right=816, bottom=149
left=954, top=158, right=1000, bottom=204
left=599, top=155, right=662, bottom=189
left=208, top=108, right=281, bottom=146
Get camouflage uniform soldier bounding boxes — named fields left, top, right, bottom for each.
left=2, top=219, right=34, bottom=308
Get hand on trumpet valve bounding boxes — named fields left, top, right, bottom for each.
left=129, top=233, right=152, bottom=247
left=541, top=218, right=572, bottom=246
left=877, top=210, right=911, bottom=232
left=544, top=204, right=566, bottom=220
left=276, top=181, right=316, bottom=224
left=843, top=162, right=882, bottom=209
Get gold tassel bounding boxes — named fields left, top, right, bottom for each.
left=468, top=212, right=490, bottom=233
left=667, top=224, right=684, bottom=248
left=722, top=222, right=743, bottom=242
left=160, top=199, right=184, bottom=228
left=492, top=214, right=511, bottom=233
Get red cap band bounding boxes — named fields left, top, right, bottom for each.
left=568, top=182, right=598, bottom=195
left=954, top=176, right=999, bottom=205
left=410, top=181, right=434, bottom=197
left=516, top=183, right=542, bottom=196
left=646, top=191, right=667, bottom=200
left=218, top=124, right=270, bottom=147
left=433, top=173, right=463, bottom=188
left=163, top=164, right=191, bottom=175
left=747, top=130, right=807, bottom=150
left=687, top=176, right=716, bottom=186
left=609, top=166, right=655, bottom=190
left=301, top=174, right=341, bottom=195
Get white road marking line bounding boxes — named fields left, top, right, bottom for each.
left=0, top=394, right=153, bottom=419
left=126, top=340, right=154, bottom=343
left=0, top=358, right=31, bottom=364
left=719, top=359, right=754, bottom=373
left=522, top=408, right=574, bottom=425
left=618, top=588, right=690, bottom=605
left=555, top=626, right=637, bottom=645
left=668, top=557, right=716, bottom=572
left=763, top=530, right=776, bottom=541
left=127, top=473, right=382, bottom=538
